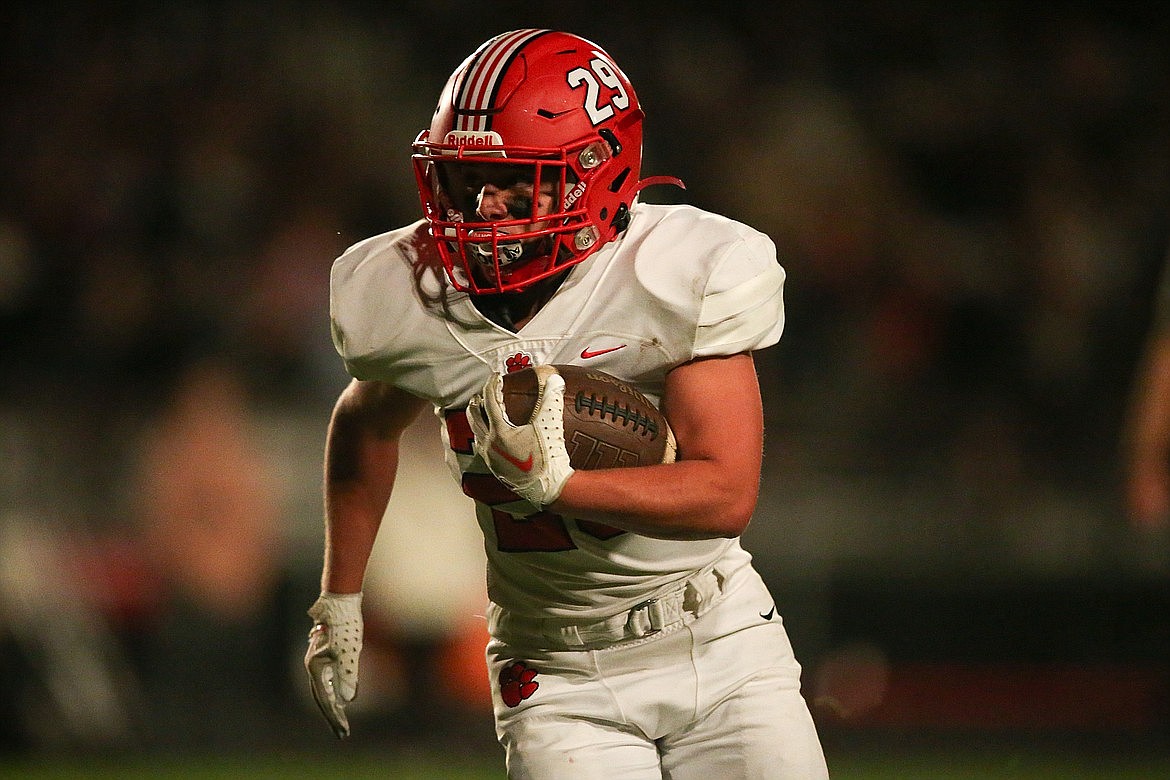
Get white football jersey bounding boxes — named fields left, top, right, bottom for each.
left=330, top=202, right=786, bottom=619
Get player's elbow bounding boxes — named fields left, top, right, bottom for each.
left=719, top=501, right=756, bottom=537
left=675, top=509, right=750, bottom=540
left=645, top=490, right=754, bottom=540
left=707, top=480, right=758, bottom=538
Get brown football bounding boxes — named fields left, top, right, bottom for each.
left=502, top=364, right=675, bottom=469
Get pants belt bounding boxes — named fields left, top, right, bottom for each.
left=488, top=564, right=727, bottom=650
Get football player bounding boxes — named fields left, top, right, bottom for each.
left=305, top=29, right=829, bottom=779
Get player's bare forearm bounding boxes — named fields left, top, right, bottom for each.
left=551, top=353, right=765, bottom=539
left=321, top=379, right=427, bottom=592
left=552, top=458, right=759, bottom=539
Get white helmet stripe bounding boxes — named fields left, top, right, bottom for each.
left=455, top=28, right=548, bottom=132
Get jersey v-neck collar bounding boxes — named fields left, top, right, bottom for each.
left=468, top=269, right=571, bottom=333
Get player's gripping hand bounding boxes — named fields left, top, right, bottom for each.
left=468, top=366, right=574, bottom=508
left=304, top=592, right=363, bottom=739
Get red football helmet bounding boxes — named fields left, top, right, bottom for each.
left=412, top=29, right=680, bottom=295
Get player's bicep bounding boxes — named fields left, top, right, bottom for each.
left=327, top=380, right=428, bottom=484
left=661, top=353, right=764, bottom=481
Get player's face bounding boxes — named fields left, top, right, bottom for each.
left=434, top=160, right=562, bottom=281
left=438, top=161, right=557, bottom=227
left=474, top=180, right=555, bottom=229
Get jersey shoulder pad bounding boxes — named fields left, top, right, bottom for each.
left=330, top=221, right=443, bottom=379
left=626, top=204, right=785, bottom=356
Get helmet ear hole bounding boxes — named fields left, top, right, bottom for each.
left=609, top=167, right=631, bottom=193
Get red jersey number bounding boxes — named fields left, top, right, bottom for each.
left=451, top=410, right=626, bottom=552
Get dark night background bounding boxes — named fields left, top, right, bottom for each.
left=1, top=1, right=1168, bottom=772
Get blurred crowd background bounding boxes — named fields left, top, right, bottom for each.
left=2, top=0, right=1169, bottom=766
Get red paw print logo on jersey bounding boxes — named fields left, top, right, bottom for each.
left=505, top=352, right=533, bottom=373
left=499, top=660, right=540, bottom=707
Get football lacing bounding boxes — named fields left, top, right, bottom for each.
left=573, top=392, right=660, bottom=439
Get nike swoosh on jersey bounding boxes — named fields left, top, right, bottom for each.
left=580, top=344, right=627, bottom=359
left=493, top=444, right=534, bottom=472
left=760, top=606, right=776, bottom=621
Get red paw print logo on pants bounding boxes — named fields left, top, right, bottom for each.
left=499, top=660, right=539, bottom=707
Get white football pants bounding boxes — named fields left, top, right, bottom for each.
left=485, top=564, right=830, bottom=779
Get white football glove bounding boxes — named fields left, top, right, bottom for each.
left=304, top=592, right=363, bottom=739
left=467, top=365, right=575, bottom=508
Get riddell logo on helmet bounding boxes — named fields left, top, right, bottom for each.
left=444, top=130, right=503, bottom=148
left=563, top=180, right=587, bottom=209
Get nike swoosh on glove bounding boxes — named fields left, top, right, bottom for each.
left=467, top=365, right=575, bottom=508
left=305, top=592, right=363, bottom=739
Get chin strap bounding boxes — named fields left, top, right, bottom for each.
left=632, top=175, right=687, bottom=195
